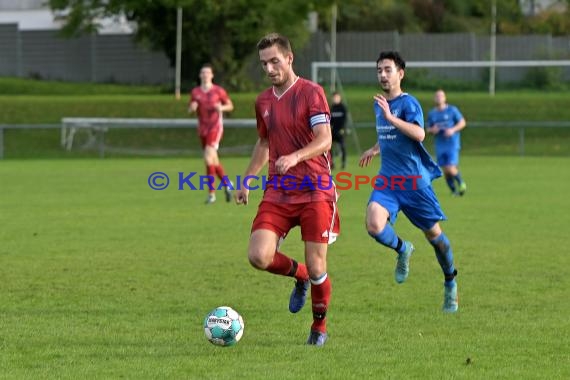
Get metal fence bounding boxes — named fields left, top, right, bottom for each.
left=2, top=119, right=570, bottom=159
left=1, top=26, right=569, bottom=85
left=0, top=23, right=172, bottom=84
left=295, top=31, right=570, bottom=84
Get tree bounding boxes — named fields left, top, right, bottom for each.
left=48, top=0, right=334, bottom=89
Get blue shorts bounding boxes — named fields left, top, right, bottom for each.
left=368, top=186, right=447, bottom=231
left=436, top=149, right=459, bottom=166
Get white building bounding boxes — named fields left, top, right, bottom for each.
left=519, top=0, right=568, bottom=16
left=0, top=0, right=134, bottom=33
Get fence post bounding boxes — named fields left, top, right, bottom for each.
left=393, top=30, right=400, bottom=51
left=98, top=128, right=106, bottom=159
left=91, top=33, right=97, bottom=82
left=16, top=28, right=22, bottom=77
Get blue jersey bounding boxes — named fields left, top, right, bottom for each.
left=374, top=93, right=442, bottom=190
left=427, top=105, right=464, bottom=152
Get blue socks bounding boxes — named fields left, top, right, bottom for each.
left=369, top=224, right=406, bottom=254
left=454, top=172, right=464, bottom=185
left=445, top=175, right=457, bottom=193
left=445, top=172, right=464, bottom=192
left=370, top=227, right=457, bottom=285
left=429, top=233, right=456, bottom=286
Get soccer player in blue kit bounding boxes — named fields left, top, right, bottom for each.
left=427, top=89, right=467, bottom=196
left=359, top=51, right=459, bottom=312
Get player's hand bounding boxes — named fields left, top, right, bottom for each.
left=374, top=94, right=391, bottom=119
left=428, top=126, right=440, bottom=135
left=235, top=188, right=249, bottom=205
left=444, top=128, right=455, bottom=137
left=275, top=153, right=299, bottom=175
left=215, top=102, right=223, bottom=112
left=359, top=148, right=377, bottom=167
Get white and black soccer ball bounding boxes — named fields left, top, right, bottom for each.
left=203, top=306, right=244, bottom=347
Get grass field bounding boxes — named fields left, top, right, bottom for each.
left=1, top=155, right=569, bottom=379
left=2, top=89, right=570, bottom=159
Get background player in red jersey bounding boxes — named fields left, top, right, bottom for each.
left=235, top=33, right=339, bottom=346
left=189, top=63, right=234, bottom=204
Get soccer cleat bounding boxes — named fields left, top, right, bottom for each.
left=443, top=282, right=459, bottom=313
left=205, top=194, right=216, bottom=204
left=307, top=330, right=328, bottom=346
left=395, top=241, right=414, bottom=284
left=288, top=279, right=310, bottom=313
left=458, top=182, right=467, bottom=196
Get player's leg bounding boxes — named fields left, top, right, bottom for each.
left=366, top=192, right=413, bottom=283
left=339, top=135, right=347, bottom=169
left=402, top=186, right=458, bottom=312
left=206, top=128, right=233, bottom=202
left=442, top=166, right=457, bottom=195
left=250, top=202, right=310, bottom=310
left=442, top=150, right=466, bottom=196
left=451, top=150, right=466, bottom=195
left=300, top=201, right=339, bottom=346
left=330, top=136, right=338, bottom=170
left=424, top=223, right=458, bottom=312
left=438, top=148, right=457, bottom=195
left=304, top=241, right=329, bottom=346
left=201, top=136, right=217, bottom=203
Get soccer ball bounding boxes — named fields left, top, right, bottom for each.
left=203, top=306, right=244, bottom=347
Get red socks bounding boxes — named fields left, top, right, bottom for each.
left=206, top=165, right=216, bottom=194
left=310, top=273, right=331, bottom=333
left=214, top=164, right=226, bottom=180
left=265, top=252, right=330, bottom=333
left=206, top=164, right=228, bottom=192
left=266, top=252, right=309, bottom=281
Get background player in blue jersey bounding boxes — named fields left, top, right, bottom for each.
left=359, top=51, right=459, bottom=313
left=427, top=89, right=467, bottom=196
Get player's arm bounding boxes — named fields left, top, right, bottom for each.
left=274, top=123, right=331, bottom=175
left=188, top=100, right=198, bottom=114
left=216, top=89, right=234, bottom=113
left=387, top=114, right=425, bottom=142
left=235, top=137, right=269, bottom=205
left=217, top=98, right=234, bottom=113
left=427, top=125, right=440, bottom=134
left=426, top=116, right=440, bottom=135
left=359, top=143, right=380, bottom=167
left=443, top=117, right=466, bottom=137
left=374, top=94, right=425, bottom=142
left=451, top=117, right=467, bottom=133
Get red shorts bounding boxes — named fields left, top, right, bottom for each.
left=251, top=201, right=340, bottom=244
left=199, top=128, right=224, bottom=150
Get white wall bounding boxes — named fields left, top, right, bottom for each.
left=0, top=0, right=46, bottom=10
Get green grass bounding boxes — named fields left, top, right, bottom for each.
left=1, top=156, right=569, bottom=379
left=2, top=91, right=570, bottom=124
left=1, top=90, right=570, bottom=158
left=341, top=88, right=570, bottom=124
left=0, top=77, right=166, bottom=96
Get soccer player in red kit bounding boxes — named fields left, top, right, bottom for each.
left=189, top=63, right=234, bottom=204
left=235, top=33, right=339, bottom=346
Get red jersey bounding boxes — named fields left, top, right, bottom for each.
left=255, top=77, right=335, bottom=204
left=190, top=85, right=230, bottom=136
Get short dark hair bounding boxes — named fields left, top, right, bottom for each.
left=376, top=51, right=406, bottom=70
left=257, top=33, right=292, bottom=55
left=201, top=63, right=214, bottom=72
